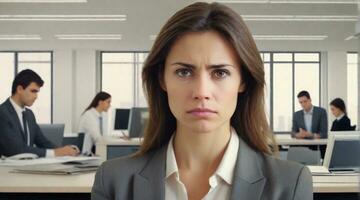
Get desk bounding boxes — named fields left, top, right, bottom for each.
left=313, top=175, right=359, bottom=193
left=96, top=136, right=141, bottom=161
left=96, top=135, right=328, bottom=160
left=0, top=166, right=358, bottom=199
left=0, top=166, right=94, bottom=199
left=0, top=166, right=94, bottom=193
left=275, top=134, right=327, bottom=146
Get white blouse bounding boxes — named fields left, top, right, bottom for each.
left=165, top=128, right=239, bottom=200
left=78, top=108, right=105, bottom=155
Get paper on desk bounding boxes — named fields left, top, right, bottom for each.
left=313, top=175, right=360, bottom=183
left=0, top=156, right=100, bottom=167
left=11, top=163, right=99, bottom=175
left=307, top=165, right=330, bottom=174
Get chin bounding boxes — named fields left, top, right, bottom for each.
left=186, top=121, right=219, bottom=134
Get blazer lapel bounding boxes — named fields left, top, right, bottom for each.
left=4, top=99, right=27, bottom=142
left=299, top=111, right=306, bottom=130
left=133, top=146, right=167, bottom=200
left=310, top=107, right=318, bottom=133
left=230, top=138, right=266, bottom=200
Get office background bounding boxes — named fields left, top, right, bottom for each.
left=0, top=0, right=359, bottom=135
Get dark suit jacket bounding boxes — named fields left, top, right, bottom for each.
left=0, top=99, right=56, bottom=157
left=292, top=106, right=328, bottom=138
left=330, top=115, right=352, bottom=131
left=92, top=137, right=313, bottom=200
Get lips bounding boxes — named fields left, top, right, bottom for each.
left=187, top=108, right=217, bottom=117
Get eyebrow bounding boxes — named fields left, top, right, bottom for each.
left=30, top=89, right=39, bottom=93
left=171, top=62, right=235, bottom=69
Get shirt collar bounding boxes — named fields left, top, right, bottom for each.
left=215, top=128, right=239, bottom=185
left=165, top=127, right=239, bottom=185
left=9, top=97, right=26, bottom=113
left=165, top=135, right=179, bottom=179
left=336, top=113, right=345, bottom=121
left=303, top=106, right=314, bottom=115
left=90, top=107, right=101, bottom=117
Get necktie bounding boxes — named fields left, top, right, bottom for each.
left=99, top=116, right=103, bottom=135
left=22, top=111, right=29, bottom=146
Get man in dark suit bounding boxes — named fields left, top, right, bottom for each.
left=292, top=90, right=328, bottom=139
left=0, top=69, right=79, bottom=157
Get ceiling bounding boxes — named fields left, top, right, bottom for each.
left=0, top=0, right=358, bottom=51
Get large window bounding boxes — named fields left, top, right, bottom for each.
left=347, top=53, right=358, bottom=127
left=101, top=52, right=148, bottom=108
left=101, top=51, right=321, bottom=132
left=261, top=52, right=320, bottom=132
left=0, top=52, right=53, bottom=123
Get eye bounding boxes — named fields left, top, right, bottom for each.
left=175, top=68, right=192, bottom=77
left=213, top=69, right=230, bottom=79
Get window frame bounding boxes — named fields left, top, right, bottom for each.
left=0, top=51, right=53, bottom=123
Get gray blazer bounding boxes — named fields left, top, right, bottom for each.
left=92, top=137, right=313, bottom=200
left=292, top=106, right=328, bottom=139
left=0, top=99, right=56, bottom=157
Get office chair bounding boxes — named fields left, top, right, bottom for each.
left=62, top=133, right=85, bottom=152
left=287, top=147, right=321, bottom=165
left=350, top=125, right=356, bottom=131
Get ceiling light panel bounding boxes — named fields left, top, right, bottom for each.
left=55, top=34, right=122, bottom=40
left=0, top=34, right=42, bottom=40
left=253, top=35, right=328, bottom=40
left=243, top=15, right=358, bottom=21
left=0, top=15, right=126, bottom=21
left=0, top=0, right=86, bottom=2
left=214, top=0, right=357, bottom=3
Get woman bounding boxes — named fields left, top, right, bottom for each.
left=92, top=2, right=312, bottom=200
left=330, top=98, right=353, bottom=131
left=78, top=92, right=111, bottom=155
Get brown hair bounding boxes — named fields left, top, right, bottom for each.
left=330, top=98, right=347, bottom=115
left=139, top=2, right=277, bottom=156
left=83, top=91, right=111, bottom=114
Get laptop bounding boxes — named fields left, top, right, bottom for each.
left=323, top=131, right=360, bottom=172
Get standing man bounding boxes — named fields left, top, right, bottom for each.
left=0, top=69, right=79, bottom=157
left=292, top=90, right=328, bottom=139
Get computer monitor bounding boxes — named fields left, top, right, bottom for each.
left=323, top=131, right=360, bottom=171
left=128, top=107, right=149, bottom=138
left=38, top=124, right=65, bottom=146
left=114, top=109, right=131, bottom=130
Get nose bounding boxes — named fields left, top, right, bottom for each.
left=192, top=72, right=211, bottom=101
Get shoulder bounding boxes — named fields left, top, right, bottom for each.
left=0, top=100, right=9, bottom=113
left=314, top=106, right=326, bottom=113
left=293, top=110, right=302, bottom=117
left=81, top=109, right=97, bottom=120
left=343, top=115, right=351, bottom=122
left=262, top=154, right=309, bottom=176
left=260, top=154, right=312, bottom=191
left=95, top=152, right=155, bottom=189
left=100, top=153, right=152, bottom=174
left=0, top=101, right=11, bottom=120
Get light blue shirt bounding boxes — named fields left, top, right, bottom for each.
left=303, top=106, right=313, bottom=133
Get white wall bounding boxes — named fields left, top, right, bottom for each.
left=326, top=51, right=348, bottom=125
left=51, top=49, right=97, bottom=134
left=52, top=50, right=73, bottom=134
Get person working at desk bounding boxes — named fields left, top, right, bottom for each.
left=292, top=90, right=328, bottom=139
left=330, top=98, right=354, bottom=131
left=0, top=69, right=79, bottom=157
left=78, top=92, right=111, bottom=155
left=92, top=2, right=312, bottom=200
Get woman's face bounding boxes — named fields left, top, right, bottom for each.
left=330, top=105, right=343, bottom=118
left=100, top=97, right=111, bottom=112
left=163, top=31, right=244, bottom=133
